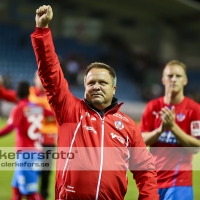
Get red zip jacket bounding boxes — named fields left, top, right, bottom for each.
left=31, top=28, right=159, bottom=200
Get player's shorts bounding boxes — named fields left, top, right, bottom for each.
left=158, top=186, right=193, bottom=200
left=12, top=151, right=43, bottom=195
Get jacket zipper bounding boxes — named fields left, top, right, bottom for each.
left=95, top=118, right=104, bottom=200
left=83, top=101, right=123, bottom=199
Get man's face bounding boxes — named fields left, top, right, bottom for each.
left=84, top=68, right=116, bottom=110
left=162, top=65, right=187, bottom=94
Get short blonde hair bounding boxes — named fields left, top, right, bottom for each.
left=164, top=60, right=187, bottom=74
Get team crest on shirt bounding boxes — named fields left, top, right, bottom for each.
left=176, top=113, right=185, bottom=122
left=114, top=121, right=124, bottom=130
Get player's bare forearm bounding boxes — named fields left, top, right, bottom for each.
left=142, top=128, right=163, bottom=146
left=0, top=124, right=15, bottom=137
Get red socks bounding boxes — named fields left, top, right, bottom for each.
left=26, top=193, right=44, bottom=200
left=11, top=187, right=43, bottom=200
left=11, top=188, right=22, bottom=200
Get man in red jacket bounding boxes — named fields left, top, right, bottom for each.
left=31, top=5, right=159, bottom=200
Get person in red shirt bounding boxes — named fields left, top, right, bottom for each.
left=30, top=5, right=159, bottom=200
left=140, top=60, right=200, bottom=200
left=0, top=73, right=57, bottom=200
left=0, top=81, right=51, bottom=200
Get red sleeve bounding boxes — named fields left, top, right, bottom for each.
left=140, top=102, right=154, bottom=132
left=129, top=124, right=159, bottom=200
left=0, top=124, right=15, bottom=137
left=190, top=103, right=200, bottom=139
left=34, top=27, right=50, bottom=35
left=31, top=28, right=78, bottom=125
left=0, top=86, right=18, bottom=103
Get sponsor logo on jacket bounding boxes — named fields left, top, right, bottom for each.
left=113, top=113, right=129, bottom=122
left=83, top=125, right=97, bottom=134
left=66, top=185, right=76, bottom=193
left=111, top=133, right=125, bottom=144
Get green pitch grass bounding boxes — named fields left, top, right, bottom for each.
left=0, top=118, right=199, bottom=199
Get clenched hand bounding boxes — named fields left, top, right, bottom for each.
left=35, top=5, right=53, bottom=28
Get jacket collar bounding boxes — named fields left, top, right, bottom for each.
left=84, top=97, right=121, bottom=117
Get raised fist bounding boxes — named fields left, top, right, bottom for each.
left=35, top=5, right=53, bottom=28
